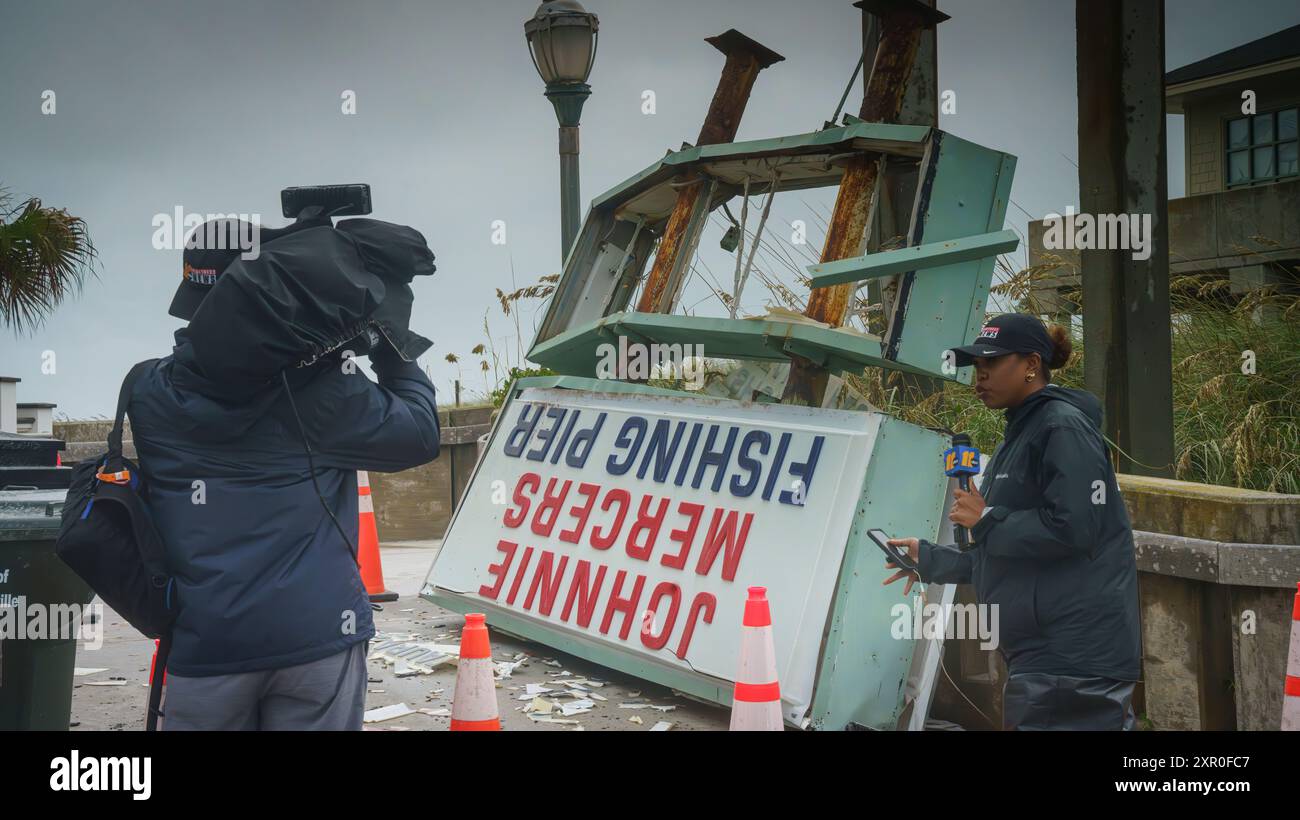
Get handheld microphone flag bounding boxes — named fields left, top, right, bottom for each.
left=944, top=433, right=980, bottom=551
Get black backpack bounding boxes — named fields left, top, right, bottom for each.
left=56, top=359, right=176, bottom=730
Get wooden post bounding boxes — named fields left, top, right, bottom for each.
left=1076, top=0, right=1174, bottom=477
left=635, top=30, right=784, bottom=314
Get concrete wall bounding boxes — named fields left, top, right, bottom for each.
left=369, top=405, right=493, bottom=541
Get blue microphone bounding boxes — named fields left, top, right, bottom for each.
left=944, top=433, right=980, bottom=551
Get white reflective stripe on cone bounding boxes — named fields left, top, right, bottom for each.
left=736, top=625, right=778, bottom=687
left=451, top=658, right=499, bottom=722
left=357, top=470, right=370, bottom=489
left=1284, top=620, right=1300, bottom=731
left=730, top=625, right=782, bottom=731
left=358, top=494, right=375, bottom=514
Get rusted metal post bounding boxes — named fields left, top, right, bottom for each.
left=635, top=30, right=784, bottom=314
left=783, top=0, right=946, bottom=406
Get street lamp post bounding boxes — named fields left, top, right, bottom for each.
left=525, top=0, right=599, bottom=262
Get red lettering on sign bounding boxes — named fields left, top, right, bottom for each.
left=531, top=477, right=572, bottom=537
left=561, top=559, right=607, bottom=627
left=625, top=495, right=669, bottom=561
left=505, top=546, right=534, bottom=605
left=600, top=569, right=646, bottom=641
left=558, top=482, right=601, bottom=544
left=640, top=581, right=681, bottom=651
left=675, top=592, right=716, bottom=660
left=694, top=509, right=754, bottom=581
left=503, top=473, right=540, bottom=528
left=590, top=488, right=631, bottom=550
left=660, top=501, right=705, bottom=570
left=478, top=539, right=518, bottom=599
left=523, top=550, right=569, bottom=616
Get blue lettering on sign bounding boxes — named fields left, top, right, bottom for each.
left=527, top=407, right=568, bottom=462
left=504, top=403, right=544, bottom=457
left=606, top=416, right=647, bottom=475
left=565, top=412, right=605, bottom=469
left=501, top=402, right=827, bottom=506
left=730, top=430, right=770, bottom=497
left=691, top=424, right=738, bottom=492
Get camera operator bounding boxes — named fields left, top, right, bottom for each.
left=128, top=218, right=441, bottom=731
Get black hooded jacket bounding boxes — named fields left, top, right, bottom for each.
left=918, top=385, right=1142, bottom=680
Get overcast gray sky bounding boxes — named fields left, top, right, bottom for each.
left=3, top=0, right=1297, bottom=417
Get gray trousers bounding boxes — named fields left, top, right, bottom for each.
left=1003, top=672, right=1138, bottom=731
left=161, top=641, right=368, bottom=731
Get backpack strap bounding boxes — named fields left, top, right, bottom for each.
left=107, top=359, right=161, bottom=460
left=146, top=632, right=172, bottom=732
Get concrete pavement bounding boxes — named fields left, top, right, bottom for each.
left=69, top=542, right=730, bottom=732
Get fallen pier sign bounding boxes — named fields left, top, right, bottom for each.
left=423, top=381, right=950, bottom=728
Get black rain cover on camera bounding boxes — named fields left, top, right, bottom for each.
left=184, top=220, right=435, bottom=399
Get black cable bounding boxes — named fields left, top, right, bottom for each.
left=280, top=370, right=359, bottom=562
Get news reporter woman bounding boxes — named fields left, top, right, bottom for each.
left=883, top=314, right=1142, bottom=730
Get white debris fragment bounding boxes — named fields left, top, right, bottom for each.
left=494, top=659, right=527, bottom=679
left=559, top=699, right=595, bottom=716
left=650, top=721, right=674, bottom=732
left=650, top=705, right=677, bottom=713
left=73, top=667, right=109, bottom=677
left=363, top=703, right=416, bottom=723
left=526, top=714, right=580, bottom=725
left=418, top=708, right=451, bottom=717
left=368, top=638, right=457, bottom=676
left=82, top=680, right=128, bottom=687
left=628, top=715, right=643, bottom=725
left=618, top=703, right=650, bottom=709
left=525, top=683, right=553, bottom=695
left=523, top=697, right=555, bottom=715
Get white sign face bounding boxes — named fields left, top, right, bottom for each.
left=425, top=387, right=879, bottom=723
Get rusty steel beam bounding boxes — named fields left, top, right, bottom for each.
left=635, top=30, right=784, bottom=314
left=783, top=0, right=946, bottom=406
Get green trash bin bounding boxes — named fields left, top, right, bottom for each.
left=0, top=488, right=93, bottom=730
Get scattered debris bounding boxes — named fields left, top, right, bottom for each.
left=417, top=707, right=450, bottom=717
left=559, top=699, right=595, bottom=717
left=369, top=638, right=457, bottom=676
left=650, top=721, right=674, bottom=732
left=628, top=715, right=643, bottom=725
left=363, top=703, right=416, bottom=723
left=527, top=715, right=580, bottom=725
left=81, top=680, right=128, bottom=687
left=73, top=667, right=108, bottom=677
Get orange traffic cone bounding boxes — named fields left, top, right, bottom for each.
left=729, top=586, right=783, bottom=731
left=356, top=470, right=397, bottom=603
left=1283, top=582, right=1300, bottom=731
left=450, top=613, right=501, bottom=731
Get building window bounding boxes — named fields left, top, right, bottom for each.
left=1226, top=108, right=1298, bottom=186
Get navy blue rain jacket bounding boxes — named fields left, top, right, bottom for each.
left=917, top=385, right=1142, bottom=681
left=128, top=330, right=440, bottom=676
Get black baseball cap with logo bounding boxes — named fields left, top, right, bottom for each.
left=168, top=217, right=323, bottom=321
left=949, top=313, right=1054, bottom=367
